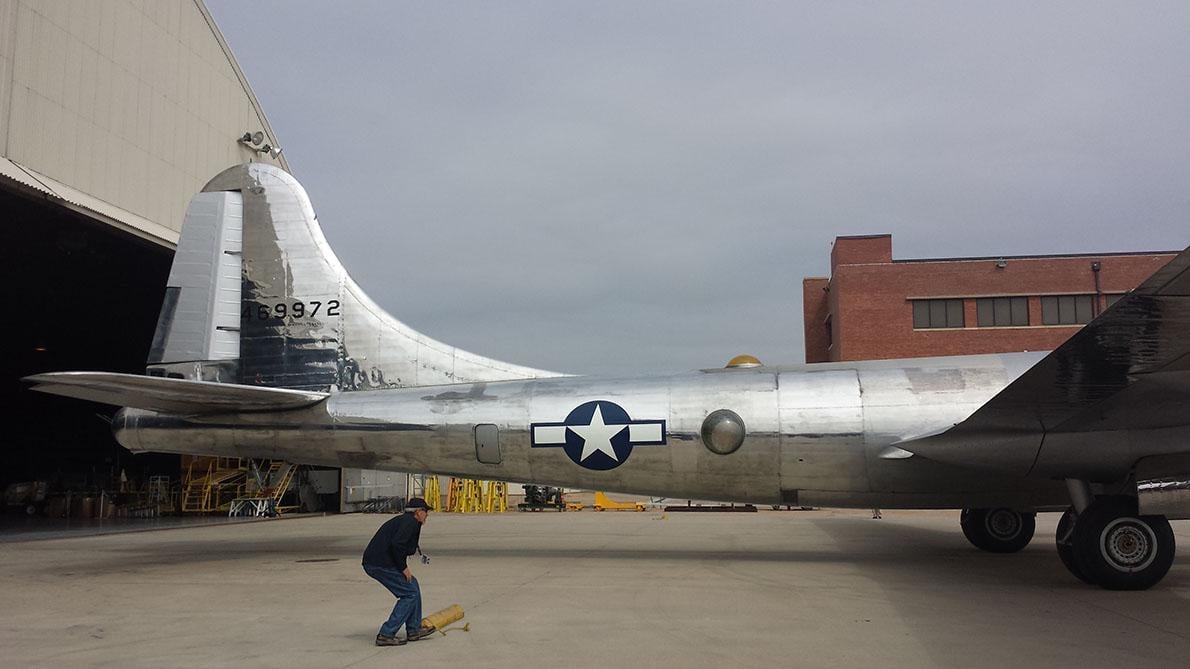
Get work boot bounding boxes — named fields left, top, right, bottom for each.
left=376, top=634, right=406, bottom=646
left=406, top=625, right=436, bottom=641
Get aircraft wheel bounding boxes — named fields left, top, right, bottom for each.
left=1055, top=508, right=1094, bottom=584
left=960, top=507, right=1036, bottom=553
left=1071, top=496, right=1175, bottom=590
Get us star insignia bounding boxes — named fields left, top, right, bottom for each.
left=530, top=400, right=666, bottom=470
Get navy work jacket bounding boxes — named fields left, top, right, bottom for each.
left=362, top=513, right=421, bottom=570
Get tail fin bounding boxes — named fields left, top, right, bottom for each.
left=148, top=163, right=558, bottom=391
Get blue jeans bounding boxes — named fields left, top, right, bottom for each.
left=364, top=565, right=422, bottom=637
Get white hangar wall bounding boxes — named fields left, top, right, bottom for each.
left=0, top=0, right=287, bottom=246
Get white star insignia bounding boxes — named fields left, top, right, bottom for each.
left=569, top=404, right=626, bottom=462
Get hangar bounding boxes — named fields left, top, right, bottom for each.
left=0, top=0, right=291, bottom=506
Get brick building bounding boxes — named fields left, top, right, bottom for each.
left=803, top=234, right=1177, bottom=363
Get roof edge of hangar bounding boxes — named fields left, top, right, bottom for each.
left=193, top=0, right=291, bottom=174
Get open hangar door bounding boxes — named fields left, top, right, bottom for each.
left=0, top=185, right=178, bottom=507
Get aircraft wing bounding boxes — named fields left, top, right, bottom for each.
left=24, top=372, right=328, bottom=414
left=903, top=246, right=1190, bottom=470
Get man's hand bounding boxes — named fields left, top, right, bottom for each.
left=403, top=567, right=413, bottom=582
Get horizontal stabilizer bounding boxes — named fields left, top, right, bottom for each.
left=24, top=372, right=328, bottom=414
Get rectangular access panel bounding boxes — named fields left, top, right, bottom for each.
left=474, top=424, right=501, bottom=464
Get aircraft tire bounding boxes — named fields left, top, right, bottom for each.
left=960, top=508, right=984, bottom=548
left=960, top=507, right=1035, bottom=553
left=1071, top=496, right=1175, bottom=591
left=1055, top=508, right=1094, bottom=584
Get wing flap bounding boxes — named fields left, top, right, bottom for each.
left=24, top=372, right=328, bottom=414
left=904, top=246, right=1190, bottom=472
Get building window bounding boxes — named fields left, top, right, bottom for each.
left=1105, top=293, right=1125, bottom=309
left=912, top=299, right=964, bottom=329
left=1041, top=295, right=1095, bottom=325
left=976, top=297, right=1029, bottom=327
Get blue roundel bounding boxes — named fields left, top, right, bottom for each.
left=562, top=401, right=633, bottom=471
left=530, top=400, right=667, bottom=471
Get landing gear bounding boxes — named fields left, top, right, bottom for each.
left=960, top=507, right=1036, bottom=553
left=1059, top=496, right=1176, bottom=590
left=1055, top=508, right=1093, bottom=584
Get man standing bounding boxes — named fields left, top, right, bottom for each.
left=362, top=497, right=436, bottom=646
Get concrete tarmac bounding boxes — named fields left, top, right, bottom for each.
left=1, top=509, right=1188, bottom=668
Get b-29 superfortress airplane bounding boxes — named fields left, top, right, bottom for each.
left=26, top=163, right=1190, bottom=590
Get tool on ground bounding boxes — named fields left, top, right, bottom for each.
left=421, top=604, right=467, bottom=635
left=593, top=491, right=646, bottom=512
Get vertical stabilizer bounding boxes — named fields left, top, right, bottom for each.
left=176, top=162, right=561, bottom=391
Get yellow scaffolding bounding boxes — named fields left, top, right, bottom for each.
left=484, top=481, right=508, bottom=513
left=424, top=476, right=443, bottom=511
left=182, top=458, right=299, bottom=515
left=462, top=479, right=484, bottom=513
left=260, top=461, right=299, bottom=514
left=444, top=477, right=508, bottom=513
left=180, top=458, right=247, bottom=513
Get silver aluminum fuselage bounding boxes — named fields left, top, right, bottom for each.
left=117, top=352, right=1072, bottom=509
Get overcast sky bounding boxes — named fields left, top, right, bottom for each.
left=206, top=1, right=1190, bottom=376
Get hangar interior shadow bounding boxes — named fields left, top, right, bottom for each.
left=0, top=187, right=177, bottom=493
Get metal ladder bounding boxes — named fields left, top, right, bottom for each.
left=261, top=461, right=298, bottom=514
